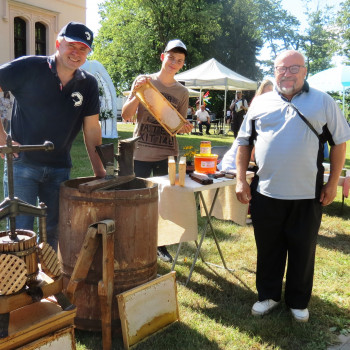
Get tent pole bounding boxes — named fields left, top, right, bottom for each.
left=224, top=87, right=227, bottom=118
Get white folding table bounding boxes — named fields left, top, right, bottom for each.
left=150, top=172, right=254, bottom=285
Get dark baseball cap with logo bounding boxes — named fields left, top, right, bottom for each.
left=58, top=22, right=94, bottom=50
left=164, top=39, right=187, bottom=56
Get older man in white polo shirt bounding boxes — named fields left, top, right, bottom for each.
left=196, top=104, right=211, bottom=135
left=235, top=50, right=350, bottom=323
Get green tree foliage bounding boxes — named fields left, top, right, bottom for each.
left=300, top=6, right=338, bottom=77
left=337, top=0, right=350, bottom=62
left=92, top=0, right=221, bottom=94
left=92, top=0, right=276, bottom=94
left=254, top=0, right=300, bottom=56
left=206, top=0, right=262, bottom=80
left=92, top=0, right=340, bottom=98
left=252, top=0, right=300, bottom=75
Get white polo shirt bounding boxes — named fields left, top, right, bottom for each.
left=196, top=109, right=210, bottom=122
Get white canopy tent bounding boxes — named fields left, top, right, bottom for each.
left=82, top=60, right=119, bottom=138
left=308, top=66, right=350, bottom=112
left=175, top=58, right=257, bottom=116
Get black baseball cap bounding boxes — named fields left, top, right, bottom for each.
left=164, top=39, right=187, bottom=56
left=58, top=22, right=93, bottom=50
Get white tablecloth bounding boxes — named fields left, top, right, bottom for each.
left=150, top=173, right=254, bottom=246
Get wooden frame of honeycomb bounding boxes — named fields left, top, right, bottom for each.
left=133, top=81, right=187, bottom=136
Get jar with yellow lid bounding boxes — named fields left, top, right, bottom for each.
left=200, top=141, right=211, bottom=155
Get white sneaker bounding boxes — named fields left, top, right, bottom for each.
left=290, top=308, right=309, bottom=322
left=251, top=299, right=280, bottom=316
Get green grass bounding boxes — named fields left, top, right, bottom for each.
left=71, top=123, right=350, bottom=350
left=2, top=122, right=349, bottom=350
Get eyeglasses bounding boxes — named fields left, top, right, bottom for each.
left=166, top=54, right=185, bottom=65
left=275, top=65, right=305, bottom=74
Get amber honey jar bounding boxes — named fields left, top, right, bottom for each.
left=200, top=141, right=211, bottom=155
left=194, top=154, right=218, bottom=174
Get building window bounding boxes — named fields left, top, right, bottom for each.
left=35, top=22, right=46, bottom=56
left=14, top=17, right=26, bottom=58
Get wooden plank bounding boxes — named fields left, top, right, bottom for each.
left=65, top=226, right=99, bottom=304
left=117, top=272, right=179, bottom=349
left=78, top=175, right=135, bottom=193
left=17, top=326, right=75, bottom=350
left=178, top=157, right=186, bottom=187
left=0, top=300, right=76, bottom=350
left=98, top=224, right=115, bottom=350
left=168, top=157, right=176, bottom=186
left=0, top=277, right=63, bottom=314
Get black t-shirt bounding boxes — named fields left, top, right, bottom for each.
left=0, top=55, right=99, bottom=167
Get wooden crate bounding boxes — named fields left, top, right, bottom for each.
left=0, top=300, right=76, bottom=350
left=16, top=326, right=75, bottom=350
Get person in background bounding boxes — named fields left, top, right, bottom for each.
left=121, top=39, right=193, bottom=263
left=195, top=99, right=200, bottom=111
left=230, top=91, right=248, bottom=138
left=219, top=79, right=273, bottom=172
left=0, top=22, right=106, bottom=251
left=196, top=104, right=211, bottom=135
left=254, top=79, right=274, bottom=97
left=0, top=91, right=13, bottom=132
left=225, top=109, right=231, bottom=125
left=187, top=105, right=195, bottom=120
left=235, top=50, right=350, bottom=322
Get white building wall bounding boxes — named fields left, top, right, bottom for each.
left=0, top=0, right=86, bottom=64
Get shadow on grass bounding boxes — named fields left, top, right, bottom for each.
left=317, top=232, right=350, bottom=255
left=75, top=315, right=223, bottom=350
left=196, top=215, right=244, bottom=242
left=322, top=201, right=350, bottom=219
left=178, top=264, right=349, bottom=350
left=75, top=328, right=123, bottom=350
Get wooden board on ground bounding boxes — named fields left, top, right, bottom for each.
left=16, top=326, right=75, bottom=350
left=133, top=81, right=187, bottom=136
left=0, top=299, right=76, bottom=350
left=117, top=272, right=179, bottom=349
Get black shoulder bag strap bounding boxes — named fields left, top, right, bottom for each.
left=290, top=103, right=320, bottom=140
left=290, top=103, right=326, bottom=200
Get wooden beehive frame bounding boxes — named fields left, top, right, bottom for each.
left=117, top=272, right=179, bottom=349
left=133, top=81, right=187, bottom=136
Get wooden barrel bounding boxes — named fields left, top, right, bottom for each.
left=58, top=177, right=158, bottom=331
left=0, top=229, right=38, bottom=284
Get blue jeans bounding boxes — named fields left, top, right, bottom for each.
left=4, top=158, right=70, bottom=251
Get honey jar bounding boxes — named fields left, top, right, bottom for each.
left=200, top=141, right=211, bottom=155
left=194, top=154, right=218, bottom=174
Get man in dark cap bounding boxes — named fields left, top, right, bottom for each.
left=122, top=39, right=193, bottom=262
left=0, top=22, right=105, bottom=251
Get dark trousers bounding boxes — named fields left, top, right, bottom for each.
left=134, top=159, right=168, bottom=251
left=198, top=121, right=210, bottom=134
left=231, top=112, right=244, bottom=138
left=250, top=191, right=322, bottom=309
left=134, top=159, right=168, bottom=178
